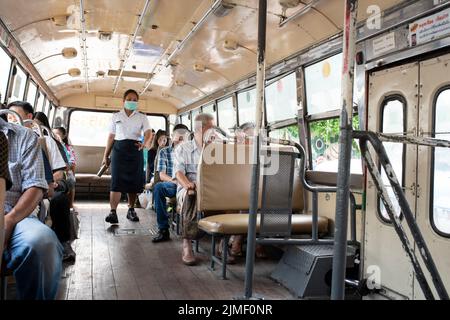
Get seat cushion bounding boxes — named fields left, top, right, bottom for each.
left=76, top=174, right=111, bottom=186
left=198, top=214, right=329, bottom=235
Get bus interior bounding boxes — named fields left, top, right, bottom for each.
left=1, top=0, right=450, bottom=301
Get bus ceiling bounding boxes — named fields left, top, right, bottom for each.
left=0, top=0, right=404, bottom=111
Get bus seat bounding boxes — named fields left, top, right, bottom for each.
left=305, top=170, right=364, bottom=190
left=0, top=177, right=5, bottom=268
left=198, top=213, right=328, bottom=235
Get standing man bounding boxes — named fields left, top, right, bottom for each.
left=103, top=89, right=153, bottom=224
left=152, top=124, right=190, bottom=243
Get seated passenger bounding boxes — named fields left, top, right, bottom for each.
left=152, top=124, right=190, bottom=243
left=53, top=127, right=77, bottom=213
left=174, top=113, right=215, bottom=265
left=8, top=103, right=75, bottom=262
left=0, top=117, right=63, bottom=300
left=147, top=129, right=168, bottom=185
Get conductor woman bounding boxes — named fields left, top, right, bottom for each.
left=102, top=89, right=153, bottom=224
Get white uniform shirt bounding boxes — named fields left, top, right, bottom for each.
left=110, top=110, right=151, bottom=141
left=44, top=136, right=67, bottom=171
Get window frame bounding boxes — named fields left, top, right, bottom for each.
left=265, top=71, right=299, bottom=125
left=376, top=94, right=407, bottom=224
left=430, top=85, right=450, bottom=238
left=0, top=44, right=13, bottom=104
left=216, top=94, right=237, bottom=134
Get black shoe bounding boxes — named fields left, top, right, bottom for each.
left=127, top=208, right=139, bottom=222
left=105, top=211, right=118, bottom=224
left=152, top=229, right=170, bottom=243
left=63, top=242, right=76, bottom=263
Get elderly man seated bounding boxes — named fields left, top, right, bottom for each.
left=0, top=117, right=63, bottom=300
left=174, top=113, right=216, bottom=265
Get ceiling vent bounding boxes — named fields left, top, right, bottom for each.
left=108, top=69, right=152, bottom=79
left=98, top=31, right=113, bottom=41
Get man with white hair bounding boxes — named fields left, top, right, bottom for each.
left=174, top=113, right=215, bottom=265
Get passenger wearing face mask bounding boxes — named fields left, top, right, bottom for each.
left=102, top=89, right=153, bottom=224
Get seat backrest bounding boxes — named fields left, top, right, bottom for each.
left=73, top=145, right=106, bottom=174
left=197, top=143, right=304, bottom=213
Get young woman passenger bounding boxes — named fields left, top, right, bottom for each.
left=102, top=89, right=153, bottom=224
left=147, top=129, right=168, bottom=184
left=53, top=127, right=77, bottom=212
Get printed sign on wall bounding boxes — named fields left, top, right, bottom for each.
left=409, top=8, right=450, bottom=47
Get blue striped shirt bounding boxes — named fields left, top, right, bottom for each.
left=157, top=146, right=174, bottom=178
left=0, top=118, right=48, bottom=215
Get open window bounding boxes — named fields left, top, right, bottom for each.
left=0, top=46, right=11, bottom=103
left=217, top=96, right=236, bottom=134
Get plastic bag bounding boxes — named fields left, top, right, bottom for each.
left=138, top=190, right=153, bottom=210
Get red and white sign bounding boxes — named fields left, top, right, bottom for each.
left=409, top=8, right=450, bottom=47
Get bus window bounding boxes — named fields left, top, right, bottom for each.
left=309, top=116, right=361, bottom=173
left=202, top=103, right=217, bottom=124
left=266, top=73, right=298, bottom=123
left=238, top=88, right=256, bottom=125
left=180, top=113, right=191, bottom=130
left=432, top=89, right=450, bottom=236
left=379, top=98, right=405, bottom=222
left=48, top=104, right=55, bottom=127
left=10, top=65, right=27, bottom=102
left=26, top=81, right=37, bottom=107
left=305, top=53, right=342, bottom=115
left=0, top=47, right=11, bottom=103
left=147, top=115, right=167, bottom=133
left=69, top=110, right=113, bottom=147
left=217, top=97, right=235, bottom=134
left=36, top=92, right=46, bottom=113
left=269, top=125, right=299, bottom=141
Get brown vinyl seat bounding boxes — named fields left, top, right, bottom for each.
left=197, top=143, right=330, bottom=236
left=199, top=213, right=328, bottom=235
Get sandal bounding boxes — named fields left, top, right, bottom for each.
left=217, top=240, right=236, bottom=264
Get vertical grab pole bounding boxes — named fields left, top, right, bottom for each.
left=244, top=0, right=267, bottom=300
left=331, top=0, right=358, bottom=300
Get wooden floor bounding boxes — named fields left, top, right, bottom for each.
left=55, top=201, right=296, bottom=300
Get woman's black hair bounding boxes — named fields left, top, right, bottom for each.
left=33, top=112, right=51, bottom=130
left=123, top=89, right=139, bottom=101
left=54, top=126, right=69, bottom=145
left=150, top=129, right=168, bottom=150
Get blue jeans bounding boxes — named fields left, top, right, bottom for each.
left=3, top=216, right=63, bottom=300
left=153, top=182, right=177, bottom=230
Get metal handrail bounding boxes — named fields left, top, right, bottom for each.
left=0, top=110, right=24, bottom=126
left=355, top=130, right=449, bottom=300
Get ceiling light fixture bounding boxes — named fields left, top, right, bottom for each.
left=34, top=47, right=78, bottom=65
left=113, top=0, right=152, bottom=94
left=174, top=79, right=207, bottom=95
left=98, top=30, right=113, bottom=41
left=223, top=38, right=257, bottom=55
left=193, top=63, right=231, bottom=82
left=46, top=68, right=81, bottom=82
left=279, top=0, right=321, bottom=27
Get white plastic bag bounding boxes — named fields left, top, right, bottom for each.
left=138, top=190, right=153, bottom=210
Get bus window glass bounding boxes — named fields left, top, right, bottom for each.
left=147, top=115, right=166, bottom=133
left=433, top=89, right=450, bottom=235
left=379, top=99, right=404, bottom=221
left=180, top=113, right=191, bottom=130
left=202, top=103, right=217, bottom=123
left=305, top=54, right=342, bottom=114
left=48, top=104, right=55, bottom=127
left=266, top=73, right=298, bottom=123
left=309, top=116, right=361, bottom=174
left=217, top=97, right=235, bottom=134
left=238, top=89, right=256, bottom=125
left=26, top=81, right=37, bottom=107
left=36, top=92, right=46, bottom=112
left=69, top=111, right=113, bottom=147
left=269, top=125, right=299, bottom=141
left=0, top=47, right=11, bottom=103
left=10, top=65, right=27, bottom=102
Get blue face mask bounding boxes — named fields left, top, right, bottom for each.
left=124, top=101, right=138, bottom=111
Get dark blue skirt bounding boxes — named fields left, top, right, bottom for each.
left=110, top=140, right=144, bottom=193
